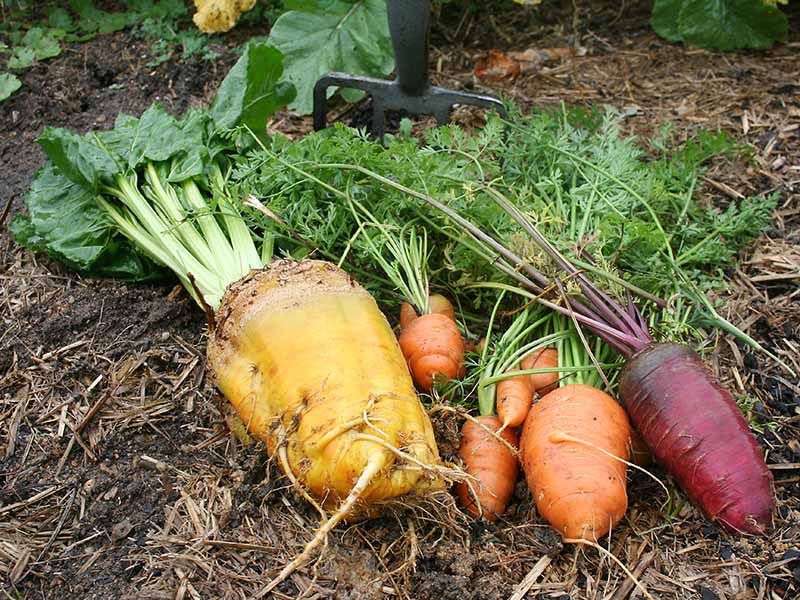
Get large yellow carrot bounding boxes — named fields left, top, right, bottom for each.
left=208, top=260, right=442, bottom=508
left=205, top=260, right=444, bottom=593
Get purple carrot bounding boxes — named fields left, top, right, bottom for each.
left=620, top=344, right=773, bottom=533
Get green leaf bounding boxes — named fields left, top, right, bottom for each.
left=677, top=0, right=787, bottom=50
left=48, top=8, right=75, bottom=30
left=651, top=0, right=684, bottom=41
left=268, top=0, right=393, bottom=115
left=8, top=47, right=35, bottom=70
left=38, top=127, right=120, bottom=191
left=0, top=72, right=22, bottom=101
left=167, top=108, right=212, bottom=181
left=167, top=151, right=205, bottom=182
left=9, top=163, right=158, bottom=280
left=94, top=12, right=134, bottom=34
left=22, top=27, right=62, bottom=60
left=101, top=104, right=188, bottom=169
left=211, top=42, right=296, bottom=137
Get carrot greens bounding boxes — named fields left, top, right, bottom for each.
left=234, top=107, right=776, bottom=359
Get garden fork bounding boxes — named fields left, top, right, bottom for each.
left=312, top=0, right=507, bottom=138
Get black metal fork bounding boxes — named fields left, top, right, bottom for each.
left=312, top=0, right=506, bottom=138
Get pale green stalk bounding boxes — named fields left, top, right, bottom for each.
left=345, top=192, right=430, bottom=314
left=100, top=166, right=263, bottom=311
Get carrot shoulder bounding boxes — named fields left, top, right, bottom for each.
left=399, top=293, right=456, bottom=330
left=520, top=383, right=631, bottom=541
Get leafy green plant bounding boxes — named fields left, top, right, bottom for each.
left=651, top=0, right=788, bottom=50
left=10, top=42, right=295, bottom=281
left=136, top=18, right=219, bottom=67
left=4, top=27, right=62, bottom=68
left=267, top=0, right=393, bottom=114
left=0, top=71, right=21, bottom=101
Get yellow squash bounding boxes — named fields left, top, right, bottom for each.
left=193, top=0, right=256, bottom=33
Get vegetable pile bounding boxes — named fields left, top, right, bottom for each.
left=12, top=42, right=783, bottom=590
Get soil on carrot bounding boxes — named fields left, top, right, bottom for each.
left=2, top=2, right=798, bottom=599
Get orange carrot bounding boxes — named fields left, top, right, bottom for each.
left=520, top=383, right=631, bottom=541
left=399, top=293, right=456, bottom=330
left=496, top=367, right=533, bottom=429
left=496, top=347, right=559, bottom=429
left=524, top=348, right=559, bottom=396
left=456, top=416, right=519, bottom=520
left=398, top=312, right=464, bottom=391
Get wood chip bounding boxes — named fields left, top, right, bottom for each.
left=4, top=384, right=29, bottom=459
left=508, top=554, right=553, bottom=600
left=111, top=519, right=134, bottom=543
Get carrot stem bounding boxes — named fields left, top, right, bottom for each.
left=481, top=364, right=621, bottom=387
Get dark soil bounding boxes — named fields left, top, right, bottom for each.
left=2, top=2, right=799, bottom=599
left=0, top=33, right=235, bottom=216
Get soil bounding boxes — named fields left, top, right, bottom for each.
left=1, top=2, right=799, bottom=599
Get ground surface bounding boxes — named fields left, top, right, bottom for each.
left=1, top=2, right=799, bottom=599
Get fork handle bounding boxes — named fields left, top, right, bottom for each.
left=386, top=0, right=431, bottom=95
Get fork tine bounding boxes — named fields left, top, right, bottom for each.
left=371, top=101, right=386, bottom=140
